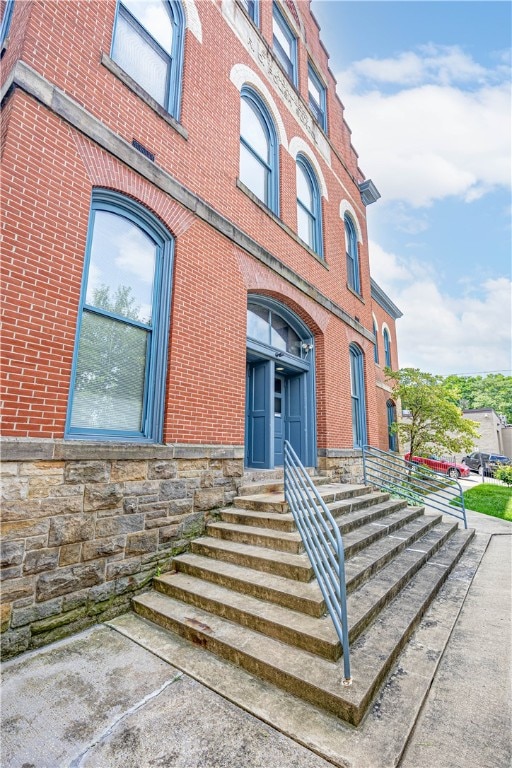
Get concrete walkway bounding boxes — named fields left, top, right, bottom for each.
left=1, top=508, right=511, bottom=768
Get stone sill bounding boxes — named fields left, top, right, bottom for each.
left=1, top=439, right=245, bottom=462
left=317, top=448, right=362, bottom=458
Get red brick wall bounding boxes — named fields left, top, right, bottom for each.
left=1, top=0, right=394, bottom=451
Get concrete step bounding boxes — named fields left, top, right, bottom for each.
left=237, top=474, right=331, bottom=496
left=133, top=525, right=473, bottom=727
left=206, top=521, right=303, bottom=554
left=342, top=506, right=424, bottom=559
left=234, top=484, right=370, bottom=513
left=154, top=572, right=339, bottom=660
left=190, top=536, right=314, bottom=582
left=173, top=552, right=325, bottom=616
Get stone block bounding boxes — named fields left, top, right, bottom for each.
left=1, top=603, right=12, bottom=632
left=82, top=536, right=126, bottom=561
left=110, top=461, right=147, bottom=482
left=28, top=475, right=62, bottom=498
left=0, top=463, right=18, bottom=477
left=148, top=461, right=177, bottom=480
left=48, top=514, right=95, bottom=546
left=19, top=461, right=65, bottom=476
left=1, top=627, right=30, bottom=657
left=64, top=461, right=110, bottom=484
left=1, top=500, right=43, bottom=522
left=95, top=513, right=144, bottom=538
left=106, top=559, right=141, bottom=580
left=0, top=575, right=36, bottom=603
left=31, top=605, right=87, bottom=634
left=59, top=543, right=82, bottom=566
left=123, top=480, right=160, bottom=497
left=62, top=588, right=90, bottom=611
left=84, top=483, right=124, bottom=511
left=39, top=496, right=83, bottom=516
left=1, top=518, right=50, bottom=542
left=25, top=535, right=50, bottom=551
left=36, top=562, right=105, bottom=601
left=123, top=498, right=138, bottom=514
left=168, top=498, right=194, bottom=515
left=89, top=581, right=116, bottom=603
left=143, top=502, right=171, bottom=520
left=223, top=460, right=244, bottom=477
left=23, top=548, right=60, bottom=575
left=194, top=488, right=224, bottom=511
left=125, top=530, right=158, bottom=556
left=11, top=597, right=62, bottom=628
left=176, top=458, right=209, bottom=473
left=0, top=541, right=24, bottom=568
left=1, top=566, right=22, bottom=580
left=1, top=478, right=29, bottom=501
left=159, top=525, right=179, bottom=544
left=143, top=516, right=171, bottom=530
left=159, top=479, right=190, bottom=501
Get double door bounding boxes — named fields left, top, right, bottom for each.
left=246, top=360, right=306, bottom=468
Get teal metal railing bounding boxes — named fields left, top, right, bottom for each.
left=283, top=441, right=352, bottom=685
left=362, top=445, right=467, bottom=528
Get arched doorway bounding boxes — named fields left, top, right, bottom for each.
left=245, top=297, right=316, bottom=468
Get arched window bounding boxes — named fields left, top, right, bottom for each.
left=111, top=0, right=185, bottom=118
left=383, top=328, right=392, bottom=367
left=349, top=344, right=367, bottom=448
left=296, top=155, right=323, bottom=257
left=345, top=214, right=360, bottom=293
left=240, top=88, right=279, bottom=213
left=373, top=319, right=379, bottom=363
left=387, top=399, right=397, bottom=451
left=0, top=0, right=15, bottom=46
left=66, top=191, right=174, bottom=441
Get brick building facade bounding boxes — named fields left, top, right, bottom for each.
left=1, top=0, right=401, bottom=655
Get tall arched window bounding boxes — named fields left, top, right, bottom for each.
left=66, top=191, right=174, bottom=442
left=240, top=87, right=279, bottom=213
left=349, top=343, right=367, bottom=448
left=373, top=319, right=379, bottom=363
left=383, top=328, right=392, bottom=367
left=296, top=155, right=323, bottom=257
left=345, top=214, right=360, bottom=293
left=387, top=399, right=397, bottom=451
left=111, top=0, right=185, bottom=118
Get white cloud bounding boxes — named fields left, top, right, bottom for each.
left=370, top=240, right=512, bottom=375
left=337, top=46, right=511, bottom=207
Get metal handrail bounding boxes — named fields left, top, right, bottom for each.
left=362, top=445, right=467, bottom=528
left=283, top=441, right=352, bottom=685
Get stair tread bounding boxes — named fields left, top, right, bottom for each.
left=236, top=483, right=369, bottom=505
left=133, top=527, right=473, bottom=724
left=191, top=535, right=311, bottom=569
left=207, top=521, right=301, bottom=542
left=155, top=571, right=338, bottom=656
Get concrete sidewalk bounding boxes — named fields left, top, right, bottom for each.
left=1, top=510, right=511, bottom=768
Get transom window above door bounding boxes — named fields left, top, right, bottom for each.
left=247, top=303, right=306, bottom=358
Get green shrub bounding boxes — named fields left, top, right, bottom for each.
left=494, top=465, right=512, bottom=486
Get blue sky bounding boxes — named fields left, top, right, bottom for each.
left=311, top=1, right=511, bottom=377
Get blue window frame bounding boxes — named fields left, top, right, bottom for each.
left=349, top=343, right=367, bottom=449
left=66, top=191, right=174, bottom=442
left=111, top=0, right=185, bottom=118
left=383, top=328, right=392, bottom=367
left=239, top=0, right=259, bottom=25
left=240, top=87, right=279, bottom=214
left=272, top=3, right=297, bottom=85
left=0, top=0, right=14, bottom=46
left=373, top=320, right=379, bottom=363
left=387, top=399, right=398, bottom=451
left=308, top=62, right=327, bottom=131
left=345, top=214, right=360, bottom=294
left=296, top=155, right=323, bottom=257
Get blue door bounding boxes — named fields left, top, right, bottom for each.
left=274, top=375, right=285, bottom=466
left=246, top=361, right=271, bottom=468
left=286, top=373, right=304, bottom=461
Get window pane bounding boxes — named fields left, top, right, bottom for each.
left=112, top=13, right=168, bottom=106
left=71, top=312, right=148, bottom=432
left=297, top=205, right=313, bottom=247
left=247, top=305, right=270, bottom=343
left=240, top=143, right=268, bottom=202
left=308, top=74, right=321, bottom=106
left=122, top=0, right=173, bottom=52
left=273, top=15, right=292, bottom=59
left=271, top=314, right=301, bottom=356
left=241, top=98, right=269, bottom=161
left=86, top=211, right=156, bottom=325
left=296, top=164, right=313, bottom=210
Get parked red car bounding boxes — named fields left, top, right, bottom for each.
left=404, top=453, right=471, bottom=479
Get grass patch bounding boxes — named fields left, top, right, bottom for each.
left=455, top=484, right=512, bottom=521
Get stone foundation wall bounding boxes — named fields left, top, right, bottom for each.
left=0, top=440, right=244, bottom=659
left=317, top=449, right=364, bottom=484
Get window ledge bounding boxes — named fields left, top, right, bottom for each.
left=346, top=284, right=365, bottom=303
left=100, top=53, right=188, bottom=141
left=236, top=179, right=329, bottom=270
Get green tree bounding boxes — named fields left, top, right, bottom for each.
left=444, top=374, right=512, bottom=424
left=386, top=368, right=480, bottom=459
